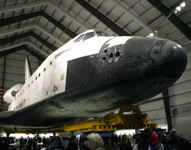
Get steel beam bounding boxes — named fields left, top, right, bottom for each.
left=0, top=31, right=57, bottom=51
left=24, top=46, right=45, bottom=62
left=0, top=1, right=89, bottom=30
left=111, top=0, right=159, bottom=37
left=0, top=45, right=25, bottom=57
left=42, top=13, right=77, bottom=38
left=31, top=32, right=57, bottom=50
left=0, top=32, right=32, bottom=46
left=75, top=0, right=130, bottom=36
left=0, top=24, right=64, bottom=45
left=0, top=11, right=77, bottom=38
left=0, top=45, right=45, bottom=62
left=0, top=11, right=43, bottom=27
left=162, top=89, right=172, bottom=132
left=0, top=41, right=50, bottom=56
left=147, top=0, right=191, bottom=41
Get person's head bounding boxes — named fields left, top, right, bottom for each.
left=121, top=134, right=127, bottom=141
left=170, top=128, right=176, bottom=136
left=87, top=133, right=104, bottom=150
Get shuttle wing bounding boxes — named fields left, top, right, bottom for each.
left=0, top=111, right=14, bottom=118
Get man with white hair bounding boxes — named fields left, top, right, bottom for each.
left=87, top=133, right=105, bottom=150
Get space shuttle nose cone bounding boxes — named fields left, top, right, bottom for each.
left=160, top=41, right=187, bottom=78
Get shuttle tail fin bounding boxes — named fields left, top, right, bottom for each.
left=25, top=56, right=32, bottom=82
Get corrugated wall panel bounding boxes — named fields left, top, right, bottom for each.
left=4, top=73, right=24, bottom=82
left=175, top=68, right=191, bottom=84
left=184, top=43, right=191, bottom=53
left=6, top=59, right=26, bottom=67
left=139, top=100, right=164, bottom=112
left=0, top=66, right=3, bottom=75
left=5, top=66, right=24, bottom=75
left=0, top=58, right=4, bottom=64
left=169, top=80, right=191, bottom=96
left=147, top=109, right=166, bottom=120
left=170, top=92, right=191, bottom=106
left=150, top=93, right=163, bottom=100
left=149, top=118, right=167, bottom=128
left=172, top=116, right=191, bottom=142
left=185, top=58, right=191, bottom=70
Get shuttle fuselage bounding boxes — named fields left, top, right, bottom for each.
left=1, top=29, right=187, bottom=128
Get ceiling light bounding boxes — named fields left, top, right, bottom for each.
left=149, top=33, right=154, bottom=37
left=180, top=2, right=186, bottom=7
left=176, top=6, right=181, bottom=12
left=147, top=33, right=154, bottom=37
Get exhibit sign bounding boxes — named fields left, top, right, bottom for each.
left=171, top=104, right=191, bottom=116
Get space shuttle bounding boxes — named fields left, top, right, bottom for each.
left=0, top=29, right=187, bottom=130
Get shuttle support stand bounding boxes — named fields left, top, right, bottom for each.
left=63, top=105, right=157, bottom=132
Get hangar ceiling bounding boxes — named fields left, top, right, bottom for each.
left=0, top=0, right=191, bottom=59
left=0, top=0, right=191, bottom=139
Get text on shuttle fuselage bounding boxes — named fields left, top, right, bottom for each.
left=55, top=48, right=71, bottom=59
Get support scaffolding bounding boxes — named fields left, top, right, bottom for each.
left=63, top=105, right=157, bottom=132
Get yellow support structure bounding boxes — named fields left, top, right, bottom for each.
left=4, top=128, right=32, bottom=134
left=63, top=105, right=157, bottom=132
left=92, top=123, right=157, bottom=131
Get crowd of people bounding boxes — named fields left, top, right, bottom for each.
left=75, top=128, right=191, bottom=150
left=0, top=127, right=190, bottom=150
left=117, top=127, right=190, bottom=150
left=86, top=127, right=191, bottom=150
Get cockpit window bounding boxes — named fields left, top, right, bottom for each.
left=96, top=31, right=108, bottom=36
left=83, top=32, right=95, bottom=41
left=74, top=34, right=84, bottom=43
